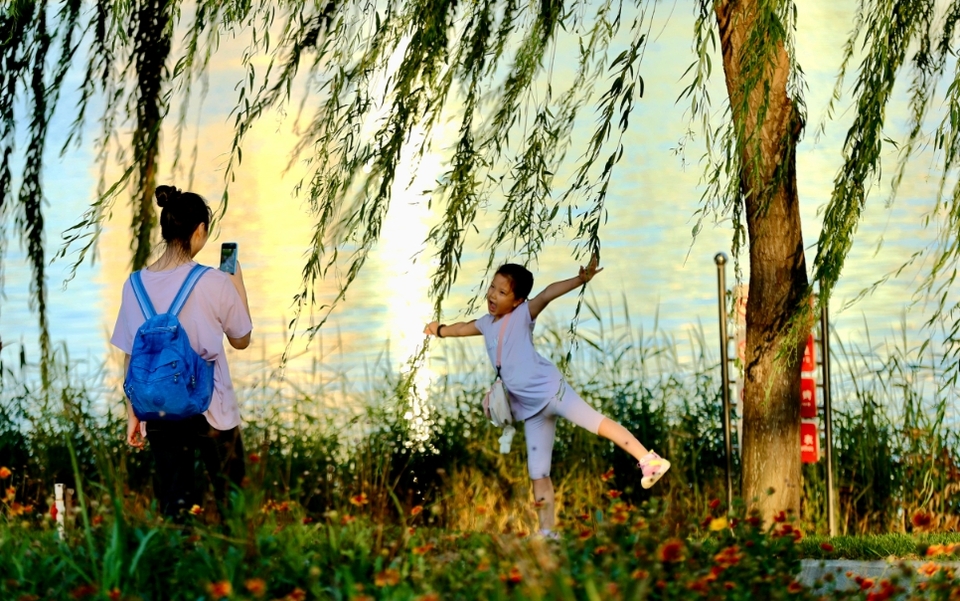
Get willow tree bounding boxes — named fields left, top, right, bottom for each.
left=6, top=0, right=960, bottom=521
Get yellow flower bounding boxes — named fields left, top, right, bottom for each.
left=189, top=504, right=202, bottom=516
left=709, top=516, right=729, bottom=531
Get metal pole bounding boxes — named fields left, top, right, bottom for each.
left=715, top=253, right=734, bottom=508
left=820, top=299, right=837, bottom=536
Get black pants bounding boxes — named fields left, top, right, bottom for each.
left=146, top=415, right=245, bottom=519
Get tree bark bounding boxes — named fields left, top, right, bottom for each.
left=714, top=0, right=808, bottom=522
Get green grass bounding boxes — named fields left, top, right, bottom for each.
left=801, top=533, right=960, bottom=560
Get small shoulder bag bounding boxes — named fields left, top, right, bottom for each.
left=484, top=313, right=516, bottom=454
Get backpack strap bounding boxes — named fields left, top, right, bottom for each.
left=129, top=271, right=157, bottom=319
left=168, top=264, right=211, bottom=316
left=495, top=312, right=511, bottom=374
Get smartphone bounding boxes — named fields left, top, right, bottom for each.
left=219, top=242, right=238, bottom=274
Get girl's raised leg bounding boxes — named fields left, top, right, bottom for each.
left=532, top=477, right=555, bottom=532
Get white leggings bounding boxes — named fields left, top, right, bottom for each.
left=524, top=382, right=606, bottom=480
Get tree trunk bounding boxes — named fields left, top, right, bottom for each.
left=130, top=0, right=172, bottom=270
left=714, top=0, right=808, bottom=522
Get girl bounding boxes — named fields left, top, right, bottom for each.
left=424, top=255, right=669, bottom=536
left=111, top=185, right=253, bottom=519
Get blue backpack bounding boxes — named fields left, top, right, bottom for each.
left=124, top=264, right=215, bottom=421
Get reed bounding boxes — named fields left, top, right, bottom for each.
left=0, top=303, right=958, bottom=538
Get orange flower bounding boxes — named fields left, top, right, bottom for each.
left=787, top=581, right=803, bottom=594
left=350, top=493, right=369, bottom=506
left=413, top=543, right=435, bottom=555
left=189, top=504, right=202, bottom=515
left=606, top=489, right=622, bottom=499
left=578, top=529, right=593, bottom=541
left=207, top=580, right=232, bottom=598
left=0, top=467, right=11, bottom=479
left=4, top=487, right=15, bottom=502
left=605, top=583, right=619, bottom=596
left=410, top=505, right=423, bottom=516
left=600, top=468, right=615, bottom=482
left=244, top=578, right=266, bottom=597
left=658, top=538, right=685, bottom=563
left=91, top=515, right=103, bottom=526
left=713, top=545, right=742, bottom=569
left=477, top=558, right=490, bottom=572
left=505, top=566, right=522, bottom=583
left=918, top=562, right=940, bottom=577
left=341, top=514, right=355, bottom=525
left=631, top=569, right=649, bottom=580
left=594, top=545, right=609, bottom=555
left=476, top=506, right=488, bottom=515
left=820, top=542, right=835, bottom=552
left=374, top=568, right=401, bottom=587
left=911, top=510, right=933, bottom=529
left=286, top=588, right=306, bottom=601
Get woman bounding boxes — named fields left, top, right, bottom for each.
left=111, top=185, right=253, bottom=519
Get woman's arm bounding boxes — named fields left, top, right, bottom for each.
left=123, top=354, right=145, bottom=449
left=226, top=261, right=252, bottom=350
left=424, top=320, right=481, bottom=338
left=527, top=253, right=602, bottom=320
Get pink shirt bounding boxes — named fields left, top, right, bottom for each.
left=110, top=262, right=252, bottom=430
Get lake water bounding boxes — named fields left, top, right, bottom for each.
left=0, top=2, right=952, bottom=407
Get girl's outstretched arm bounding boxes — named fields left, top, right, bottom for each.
left=424, top=319, right=481, bottom=338
left=528, top=253, right=602, bottom=320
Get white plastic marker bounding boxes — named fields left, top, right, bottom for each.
left=54, top=483, right=66, bottom=539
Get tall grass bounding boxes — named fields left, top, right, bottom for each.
left=0, top=303, right=958, bottom=538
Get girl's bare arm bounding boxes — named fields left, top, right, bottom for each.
left=424, top=320, right=481, bottom=338
left=528, top=253, right=603, bottom=320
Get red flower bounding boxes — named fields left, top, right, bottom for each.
left=708, top=498, right=721, bottom=510
left=911, top=510, right=933, bottom=529
left=787, top=581, right=803, bottom=594
left=600, top=468, right=615, bottom=482
left=350, top=493, right=369, bottom=506
left=820, top=542, right=835, bottom=552
left=69, top=584, right=98, bottom=599
left=49, top=505, right=58, bottom=520
left=506, top=566, right=522, bottom=583
left=107, top=589, right=121, bottom=601
left=0, top=467, right=11, bottom=479
left=91, top=515, right=103, bottom=526
left=773, top=510, right=787, bottom=523
left=658, top=538, right=685, bottom=563
left=410, top=505, right=423, bottom=516
left=248, top=453, right=261, bottom=464
left=412, top=543, right=434, bottom=555
left=606, top=490, right=622, bottom=499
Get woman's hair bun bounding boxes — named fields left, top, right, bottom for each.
left=155, top=185, right=182, bottom=208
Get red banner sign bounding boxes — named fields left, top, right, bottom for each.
left=802, top=334, right=816, bottom=372
left=800, top=376, right=817, bottom=418
left=801, top=421, right=819, bottom=463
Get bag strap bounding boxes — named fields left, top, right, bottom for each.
left=129, top=271, right=157, bottom=320
left=495, top=312, right=511, bottom=372
left=168, top=264, right=211, bottom=316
